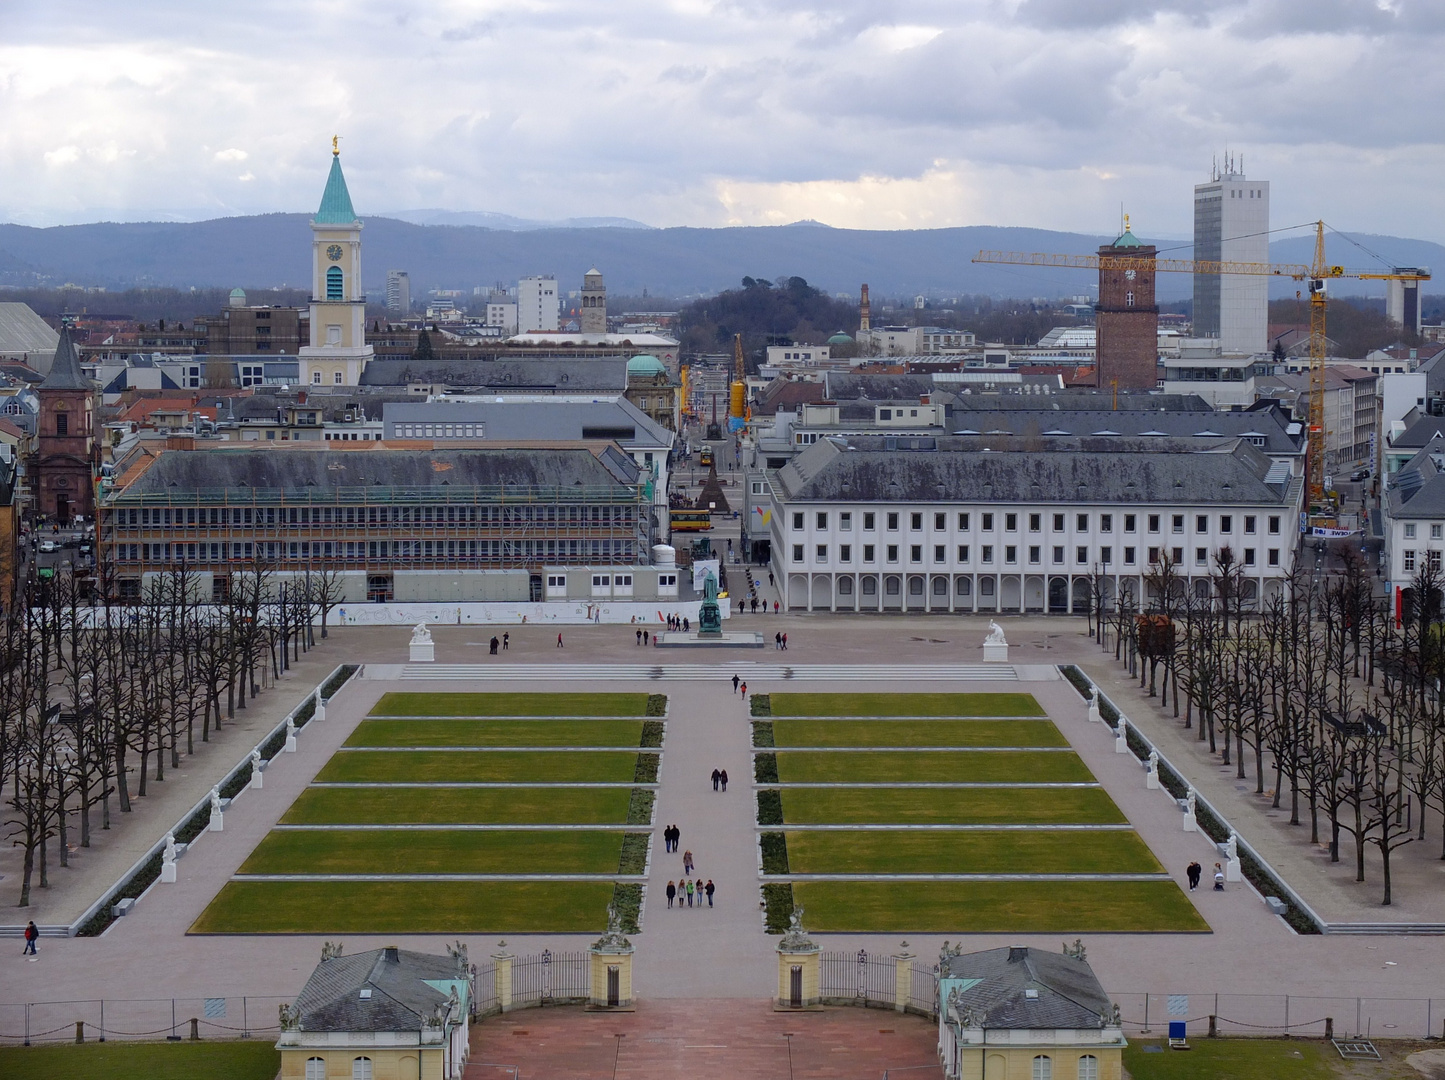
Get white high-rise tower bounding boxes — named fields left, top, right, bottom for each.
left=298, top=141, right=373, bottom=387
left=1193, top=156, right=1269, bottom=355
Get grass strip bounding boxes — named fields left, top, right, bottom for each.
left=762, top=882, right=794, bottom=933
left=345, top=719, right=645, bottom=748
left=238, top=829, right=626, bottom=875
left=371, top=692, right=649, bottom=717
left=791, top=880, right=1209, bottom=933
left=772, top=718, right=1068, bottom=748
left=774, top=749, right=1094, bottom=784
left=281, top=785, right=632, bottom=825
left=782, top=829, right=1163, bottom=875
left=1122, top=1038, right=1332, bottom=1080
left=0, top=1042, right=281, bottom=1080
left=315, top=749, right=640, bottom=784
left=192, top=880, right=617, bottom=934
left=768, top=692, right=1045, bottom=717
left=781, top=786, right=1128, bottom=825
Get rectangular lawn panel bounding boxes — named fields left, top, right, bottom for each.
left=768, top=692, right=1044, bottom=717
left=315, top=749, right=639, bottom=784
left=282, top=785, right=633, bottom=825
left=772, top=719, right=1067, bottom=748
left=792, top=880, right=1208, bottom=933
left=371, top=692, right=648, bottom=717
left=0, top=1042, right=281, bottom=1080
left=780, top=786, right=1128, bottom=825
left=192, top=880, right=616, bottom=934
left=346, top=719, right=645, bottom=748
left=239, top=829, right=628, bottom=876
left=774, top=749, right=1094, bottom=785
left=784, top=829, right=1164, bottom=875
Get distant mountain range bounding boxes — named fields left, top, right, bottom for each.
left=0, top=214, right=1438, bottom=302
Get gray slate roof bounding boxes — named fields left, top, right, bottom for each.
left=776, top=436, right=1293, bottom=506
left=383, top=396, right=671, bottom=449
left=360, top=357, right=626, bottom=392
left=0, top=303, right=60, bottom=366
left=120, top=446, right=640, bottom=498
left=1391, top=412, right=1445, bottom=451
left=1387, top=436, right=1445, bottom=519
left=946, top=409, right=1301, bottom=455
left=942, top=946, right=1110, bottom=1030
left=40, top=328, right=93, bottom=391
left=294, top=947, right=464, bottom=1033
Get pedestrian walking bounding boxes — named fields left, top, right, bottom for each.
left=683, top=617, right=690, bottom=631
left=705, top=880, right=715, bottom=907
left=637, top=629, right=643, bottom=645
left=502, top=632, right=509, bottom=650
left=489, top=636, right=499, bottom=654
left=712, top=768, right=721, bottom=790
left=774, top=600, right=779, bottom=614
left=768, top=571, right=774, bottom=587
left=719, top=769, right=728, bottom=792
left=775, top=631, right=782, bottom=650
left=666, top=881, right=676, bottom=908
left=683, top=850, right=694, bottom=875
left=740, top=682, right=747, bottom=699
left=1186, top=861, right=1201, bottom=891
left=23, top=921, right=38, bottom=955
left=781, top=632, right=788, bottom=651
left=732, top=673, right=740, bottom=693
left=686, top=879, right=695, bottom=907
left=643, top=630, right=649, bottom=645
left=1213, top=863, right=1225, bottom=891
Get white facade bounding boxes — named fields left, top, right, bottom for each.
left=385, top=270, right=411, bottom=313
left=518, top=276, right=559, bottom=333
left=766, top=345, right=831, bottom=367
left=1387, top=277, right=1424, bottom=335
left=1193, top=168, right=1269, bottom=355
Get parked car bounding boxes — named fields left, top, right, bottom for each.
left=1350, top=468, right=1370, bottom=482
left=39, top=539, right=57, bottom=552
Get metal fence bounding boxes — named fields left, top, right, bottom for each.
left=511, top=950, right=590, bottom=1008
left=909, top=963, right=940, bottom=1018
left=0, top=995, right=292, bottom=1045
left=1114, top=992, right=1445, bottom=1041
left=472, top=960, right=498, bottom=1016
left=820, top=949, right=897, bottom=1008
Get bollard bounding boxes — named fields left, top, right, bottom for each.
left=1208, top=1015, right=1217, bottom=1038
left=1325, top=1017, right=1334, bottom=1040
left=190, top=1017, right=200, bottom=1041
left=76, top=1021, right=85, bottom=1044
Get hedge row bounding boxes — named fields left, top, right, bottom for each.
left=762, top=882, right=794, bottom=933
left=627, top=788, right=655, bottom=826
left=751, top=694, right=772, bottom=717
left=610, top=883, right=642, bottom=934
left=645, top=694, right=668, bottom=717
left=754, top=753, right=779, bottom=784
left=640, top=721, right=665, bottom=748
left=757, top=789, right=783, bottom=826
left=633, top=753, right=660, bottom=784
left=760, top=831, right=789, bottom=875
left=618, top=833, right=649, bottom=875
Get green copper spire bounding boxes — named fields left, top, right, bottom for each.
left=314, top=152, right=357, bottom=225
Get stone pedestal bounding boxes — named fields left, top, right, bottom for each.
left=1181, top=802, right=1197, bottom=832
left=160, top=862, right=177, bottom=883
left=284, top=733, right=297, bottom=753
left=982, top=642, right=1009, bottom=663
left=1114, top=721, right=1129, bottom=754
left=492, top=948, right=515, bottom=1013
left=1225, top=858, right=1243, bottom=883
left=210, top=811, right=224, bottom=833
left=1146, top=768, right=1161, bottom=790
left=409, top=640, right=435, bottom=663
left=251, top=767, right=264, bottom=790
left=1087, top=691, right=1102, bottom=723
left=314, top=696, right=328, bottom=722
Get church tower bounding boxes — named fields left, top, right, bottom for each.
left=580, top=268, right=607, bottom=334
left=34, top=327, right=97, bottom=524
left=298, top=141, right=373, bottom=388
left=1094, top=220, right=1159, bottom=390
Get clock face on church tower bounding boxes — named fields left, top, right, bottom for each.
left=326, top=244, right=343, bottom=262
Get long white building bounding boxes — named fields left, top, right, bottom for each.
left=763, top=436, right=1303, bottom=614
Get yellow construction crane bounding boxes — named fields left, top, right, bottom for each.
left=974, top=222, right=1431, bottom=514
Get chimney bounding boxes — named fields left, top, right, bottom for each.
left=860, top=284, right=871, bottom=333
left=1007, top=945, right=1029, bottom=963
left=384, top=946, right=400, bottom=963
left=298, top=389, right=308, bottom=405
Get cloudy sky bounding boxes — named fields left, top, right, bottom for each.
left=2, top=0, right=1442, bottom=239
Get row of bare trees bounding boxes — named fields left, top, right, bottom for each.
left=1089, top=549, right=1445, bottom=906
left=1, top=559, right=343, bottom=907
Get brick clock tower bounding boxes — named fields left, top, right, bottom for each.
left=1094, top=221, right=1160, bottom=390
left=35, top=327, right=98, bottom=525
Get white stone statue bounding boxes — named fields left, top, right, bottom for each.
left=1114, top=717, right=1129, bottom=753
left=250, top=747, right=264, bottom=789
left=985, top=620, right=1007, bottom=645
left=1087, top=689, right=1101, bottom=723
left=1183, top=787, right=1198, bottom=832
left=1145, top=749, right=1160, bottom=789
left=410, top=622, right=433, bottom=645
left=161, top=831, right=178, bottom=882
left=1224, top=831, right=1238, bottom=862
left=284, top=716, right=297, bottom=753
left=409, top=621, right=436, bottom=662
left=209, top=785, right=224, bottom=832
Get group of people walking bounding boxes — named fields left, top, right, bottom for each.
left=710, top=767, right=729, bottom=791
left=664, top=613, right=690, bottom=632
left=487, top=633, right=510, bottom=654
left=1186, top=860, right=1227, bottom=891
left=666, top=876, right=713, bottom=908
left=736, top=571, right=780, bottom=616
left=730, top=674, right=748, bottom=698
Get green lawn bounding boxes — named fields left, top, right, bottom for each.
left=371, top=692, right=649, bottom=717
left=779, top=786, right=1128, bottom=825
left=783, top=828, right=1164, bottom=875
left=773, top=749, right=1094, bottom=784
left=346, top=718, right=645, bottom=748
left=768, top=692, right=1044, bottom=717
left=0, top=1041, right=280, bottom=1080
left=238, top=828, right=629, bottom=875
left=314, top=749, right=640, bottom=784
left=192, top=879, right=616, bottom=933
left=1122, top=1039, right=1334, bottom=1080
left=792, top=879, right=1209, bottom=932
left=772, top=718, right=1068, bottom=748
left=282, top=785, right=634, bottom=825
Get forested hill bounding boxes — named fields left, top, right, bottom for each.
left=1, top=214, right=1440, bottom=303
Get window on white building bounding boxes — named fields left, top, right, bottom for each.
left=1405, top=523, right=1417, bottom=538
left=816, top=544, right=827, bottom=562
left=1404, top=549, right=1416, bottom=571
left=792, top=545, right=803, bottom=563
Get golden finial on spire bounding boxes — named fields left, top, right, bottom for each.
left=1123, top=212, right=1131, bottom=233
left=332, top=135, right=340, bottom=157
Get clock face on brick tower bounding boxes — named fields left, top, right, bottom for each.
left=326, top=244, right=343, bottom=262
